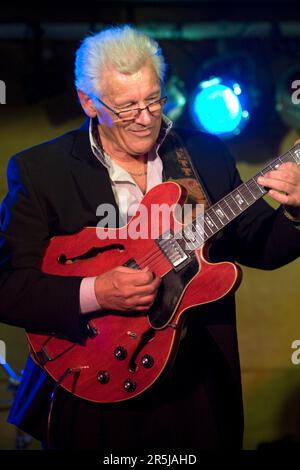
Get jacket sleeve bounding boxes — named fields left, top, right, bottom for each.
left=208, top=138, right=300, bottom=270
left=0, top=155, right=84, bottom=342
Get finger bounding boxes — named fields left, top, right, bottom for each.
left=115, top=266, right=154, bottom=285
left=131, top=269, right=155, bottom=286
left=136, top=294, right=156, bottom=306
left=259, top=161, right=300, bottom=179
left=141, top=273, right=161, bottom=291
left=276, top=161, right=298, bottom=169
left=257, top=177, right=294, bottom=194
left=259, top=169, right=298, bottom=185
left=129, top=277, right=161, bottom=297
left=115, top=266, right=143, bottom=274
left=268, top=190, right=298, bottom=206
left=151, top=275, right=162, bottom=289
left=134, top=298, right=156, bottom=311
left=135, top=305, right=152, bottom=312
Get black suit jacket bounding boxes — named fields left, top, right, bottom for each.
left=1, top=119, right=300, bottom=448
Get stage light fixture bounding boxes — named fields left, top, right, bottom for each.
left=190, top=76, right=250, bottom=139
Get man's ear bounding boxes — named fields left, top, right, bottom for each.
left=77, top=89, right=97, bottom=118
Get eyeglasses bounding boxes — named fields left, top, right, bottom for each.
left=93, top=95, right=168, bottom=121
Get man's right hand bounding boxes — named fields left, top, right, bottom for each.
left=94, top=266, right=161, bottom=312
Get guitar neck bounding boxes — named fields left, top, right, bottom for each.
left=183, top=143, right=300, bottom=250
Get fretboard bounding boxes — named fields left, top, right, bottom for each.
left=182, top=143, right=300, bottom=250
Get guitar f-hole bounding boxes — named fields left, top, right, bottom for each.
left=57, top=244, right=125, bottom=264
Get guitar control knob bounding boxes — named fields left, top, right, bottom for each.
left=97, top=370, right=110, bottom=384
left=141, top=354, right=154, bottom=368
left=123, top=379, right=137, bottom=393
left=114, top=346, right=127, bottom=360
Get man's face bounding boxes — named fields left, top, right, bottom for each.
left=95, top=60, right=163, bottom=158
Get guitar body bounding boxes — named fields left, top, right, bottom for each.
left=27, top=182, right=242, bottom=403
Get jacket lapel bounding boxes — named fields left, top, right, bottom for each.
left=69, top=119, right=120, bottom=226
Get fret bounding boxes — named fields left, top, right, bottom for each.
left=267, top=159, right=282, bottom=172
left=223, top=194, right=240, bottom=215
left=194, top=210, right=214, bottom=239
left=183, top=225, right=197, bottom=245
left=244, top=181, right=256, bottom=199
left=194, top=218, right=206, bottom=242
left=281, top=154, right=288, bottom=163
left=194, top=225, right=204, bottom=245
left=260, top=164, right=273, bottom=176
left=288, top=150, right=295, bottom=163
left=218, top=199, right=235, bottom=220
left=182, top=236, right=197, bottom=251
left=277, top=157, right=284, bottom=165
left=204, top=213, right=219, bottom=233
left=290, top=148, right=300, bottom=164
left=193, top=213, right=211, bottom=241
left=263, top=162, right=274, bottom=172
left=231, top=188, right=249, bottom=209
left=239, top=184, right=255, bottom=204
left=247, top=178, right=265, bottom=198
left=203, top=217, right=215, bottom=237
left=183, top=224, right=202, bottom=248
left=214, top=203, right=230, bottom=223
left=207, top=208, right=225, bottom=228
left=171, top=143, right=300, bottom=254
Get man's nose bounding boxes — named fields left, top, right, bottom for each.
left=135, top=107, right=152, bottom=125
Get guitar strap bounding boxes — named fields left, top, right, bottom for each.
left=159, top=130, right=212, bottom=341
left=160, top=129, right=211, bottom=215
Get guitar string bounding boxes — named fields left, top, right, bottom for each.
left=115, top=148, right=300, bottom=273
left=126, top=221, right=196, bottom=268
left=130, top=150, right=271, bottom=268
left=134, top=246, right=164, bottom=267
left=139, top=254, right=165, bottom=271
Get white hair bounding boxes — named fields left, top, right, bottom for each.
left=75, top=25, right=167, bottom=97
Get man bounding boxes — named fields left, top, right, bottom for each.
left=1, top=25, right=300, bottom=450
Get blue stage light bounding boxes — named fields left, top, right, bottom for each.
left=191, top=77, right=250, bottom=138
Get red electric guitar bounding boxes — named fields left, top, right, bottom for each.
left=27, top=144, right=300, bottom=403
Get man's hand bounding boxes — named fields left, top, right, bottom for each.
left=94, top=266, right=161, bottom=312
left=257, top=161, right=300, bottom=218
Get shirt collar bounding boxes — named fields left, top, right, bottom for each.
left=89, top=115, right=173, bottom=167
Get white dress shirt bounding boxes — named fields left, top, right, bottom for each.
left=80, top=117, right=172, bottom=313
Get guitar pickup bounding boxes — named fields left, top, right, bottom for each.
left=156, top=230, right=190, bottom=272
left=123, top=258, right=140, bottom=269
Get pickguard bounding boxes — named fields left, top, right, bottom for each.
left=148, top=255, right=199, bottom=329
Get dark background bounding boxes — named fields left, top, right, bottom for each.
left=1, top=0, right=300, bottom=451
left=1, top=0, right=300, bottom=162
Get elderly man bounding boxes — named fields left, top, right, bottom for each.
left=1, top=25, right=300, bottom=450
